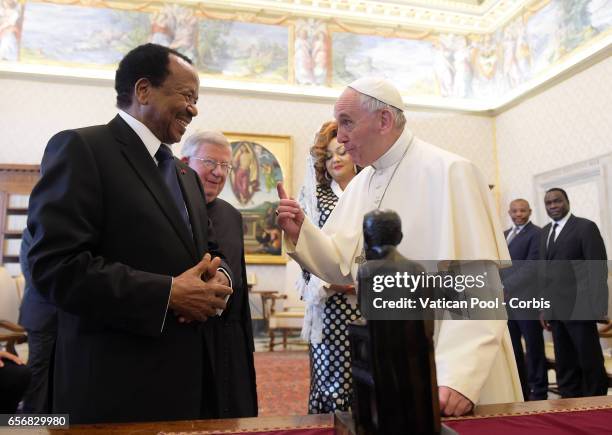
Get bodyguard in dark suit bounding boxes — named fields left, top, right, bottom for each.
left=18, top=229, right=57, bottom=413
left=26, top=44, right=233, bottom=423
left=539, top=188, right=608, bottom=397
left=500, top=199, right=547, bottom=400
left=183, top=131, right=258, bottom=418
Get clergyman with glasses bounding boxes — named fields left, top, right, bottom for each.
left=182, top=131, right=258, bottom=418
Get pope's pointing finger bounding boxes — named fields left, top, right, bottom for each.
left=277, top=182, right=287, bottom=200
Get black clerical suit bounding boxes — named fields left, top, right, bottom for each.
left=203, top=198, right=257, bottom=418
left=539, top=214, right=608, bottom=397
left=27, top=115, right=231, bottom=423
left=500, top=222, right=547, bottom=400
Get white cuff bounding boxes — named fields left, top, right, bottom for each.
left=216, top=267, right=232, bottom=316
left=160, top=276, right=173, bottom=332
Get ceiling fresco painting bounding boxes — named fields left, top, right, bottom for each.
left=0, top=0, right=610, bottom=110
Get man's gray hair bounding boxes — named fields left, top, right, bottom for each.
left=358, top=93, right=406, bottom=130
left=182, top=130, right=231, bottom=157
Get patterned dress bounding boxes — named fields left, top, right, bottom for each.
left=307, top=184, right=361, bottom=414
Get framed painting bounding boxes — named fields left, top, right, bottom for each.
left=218, top=133, right=292, bottom=264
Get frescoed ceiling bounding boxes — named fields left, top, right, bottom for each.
left=0, top=0, right=610, bottom=112
left=201, top=0, right=531, bottom=33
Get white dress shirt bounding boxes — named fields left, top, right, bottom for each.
left=506, top=222, right=527, bottom=243
left=548, top=213, right=572, bottom=244
left=118, top=110, right=170, bottom=162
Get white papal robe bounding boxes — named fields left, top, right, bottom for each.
left=287, top=127, right=523, bottom=405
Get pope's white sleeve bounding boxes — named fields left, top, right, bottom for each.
left=434, top=318, right=507, bottom=404
left=285, top=217, right=355, bottom=286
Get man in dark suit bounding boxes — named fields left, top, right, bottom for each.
left=182, top=131, right=258, bottom=418
left=19, top=229, right=57, bottom=413
left=500, top=199, right=547, bottom=400
left=539, top=188, right=608, bottom=397
left=26, top=44, right=233, bottom=423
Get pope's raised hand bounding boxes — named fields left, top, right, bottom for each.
left=276, top=182, right=305, bottom=245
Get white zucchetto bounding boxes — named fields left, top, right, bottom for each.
left=348, top=77, right=405, bottom=112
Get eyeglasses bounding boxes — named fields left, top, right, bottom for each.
left=324, top=145, right=347, bottom=161
left=190, top=157, right=233, bottom=173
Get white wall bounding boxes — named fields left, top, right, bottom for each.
left=496, top=54, right=612, bottom=345
left=496, top=54, right=612, bottom=230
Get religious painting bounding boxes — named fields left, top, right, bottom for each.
left=524, top=0, right=565, bottom=75
left=294, top=18, right=329, bottom=86
left=432, top=33, right=473, bottom=98
left=1, top=0, right=610, bottom=110
left=332, top=32, right=438, bottom=95
left=0, top=0, right=23, bottom=61
left=20, top=1, right=149, bottom=66
left=197, top=19, right=289, bottom=81
left=468, top=33, right=500, bottom=98
left=149, top=3, right=198, bottom=62
left=218, top=133, right=292, bottom=264
left=497, top=16, right=532, bottom=93
left=588, top=0, right=612, bottom=32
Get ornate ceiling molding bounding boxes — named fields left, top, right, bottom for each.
left=192, top=0, right=532, bottom=33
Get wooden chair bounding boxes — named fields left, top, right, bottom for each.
left=267, top=295, right=305, bottom=351
left=599, top=320, right=612, bottom=338
left=0, top=266, right=26, bottom=356
left=0, top=320, right=26, bottom=356
left=0, top=165, right=37, bottom=356
left=598, top=320, right=612, bottom=387
left=267, top=260, right=306, bottom=351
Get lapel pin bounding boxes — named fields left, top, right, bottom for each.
left=180, top=168, right=186, bottom=175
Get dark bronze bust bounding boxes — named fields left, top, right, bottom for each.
left=363, top=208, right=403, bottom=260
left=357, top=210, right=429, bottom=320
left=337, top=209, right=457, bottom=435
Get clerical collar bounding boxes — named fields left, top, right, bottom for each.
left=371, top=127, right=414, bottom=170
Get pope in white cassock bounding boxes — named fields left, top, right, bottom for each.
left=277, top=77, right=523, bottom=417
